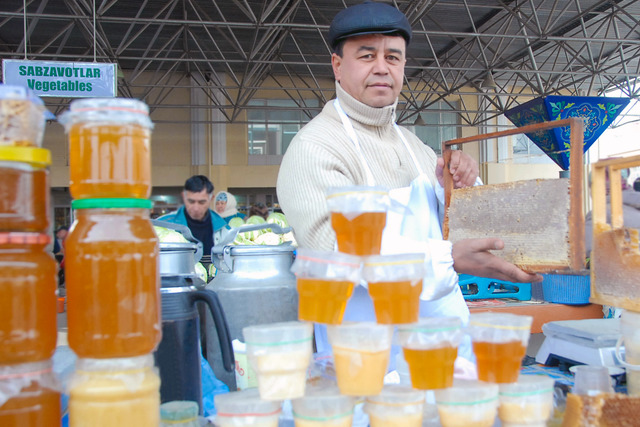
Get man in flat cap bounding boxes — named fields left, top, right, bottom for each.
left=277, top=2, right=540, bottom=361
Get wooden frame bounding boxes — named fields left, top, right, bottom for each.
left=441, top=118, right=585, bottom=273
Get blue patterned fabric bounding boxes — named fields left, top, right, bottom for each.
left=504, top=96, right=630, bottom=170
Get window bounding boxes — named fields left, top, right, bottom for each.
left=413, top=102, right=459, bottom=155
left=512, top=133, right=554, bottom=164
left=247, top=99, right=319, bottom=164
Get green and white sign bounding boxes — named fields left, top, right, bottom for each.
left=2, top=59, right=117, bottom=97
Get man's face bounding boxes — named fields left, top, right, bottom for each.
left=332, top=34, right=406, bottom=108
left=56, top=229, right=67, bottom=240
left=183, top=189, right=213, bottom=221
left=215, top=200, right=227, bottom=214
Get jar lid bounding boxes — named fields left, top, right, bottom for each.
left=160, top=400, right=199, bottom=421
left=0, top=146, right=51, bottom=166
left=72, top=198, right=153, bottom=210
left=0, top=232, right=51, bottom=245
left=58, top=97, right=153, bottom=130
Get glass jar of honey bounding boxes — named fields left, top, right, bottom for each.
left=0, top=232, right=57, bottom=364
left=0, top=147, right=51, bottom=232
left=60, top=98, right=153, bottom=199
left=0, top=360, right=61, bottom=427
left=69, top=355, right=160, bottom=426
left=65, top=198, right=161, bottom=358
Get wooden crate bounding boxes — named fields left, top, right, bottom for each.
left=442, top=118, right=585, bottom=273
left=590, top=155, right=640, bottom=311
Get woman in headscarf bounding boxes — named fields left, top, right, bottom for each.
left=214, top=191, right=246, bottom=224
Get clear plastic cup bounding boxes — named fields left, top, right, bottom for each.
left=292, top=385, right=356, bottom=427
left=0, top=84, right=47, bottom=147
left=498, top=375, right=555, bottom=426
left=467, top=313, right=533, bottom=383
left=243, top=321, right=313, bottom=400
left=435, top=380, right=499, bottom=427
left=397, top=317, right=463, bottom=389
left=160, top=400, right=199, bottom=427
left=364, top=385, right=425, bottom=427
left=214, top=388, right=282, bottom=427
left=326, top=186, right=389, bottom=256
left=571, top=365, right=613, bottom=396
left=327, top=322, right=393, bottom=396
left=362, top=253, right=425, bottom=324
left=290, top=249, right=361, bottom=325
left=619, top=309, right=640, bottom=395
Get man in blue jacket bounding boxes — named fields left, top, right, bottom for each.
left=160, top=175, right=228, bottom=256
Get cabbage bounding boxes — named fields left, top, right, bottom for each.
left=281, top=231, right=298, bottom=246
left=254, top=232, right=281, bottom=245
left=195, top=262, right=208, bottom=282
left=154, top=226, right=189, bottom=243
left=243, top=215, right=267, bottom=240
left=228, top=217, right=245, bottom=228
left=266, top=212, right=288, bottom=228
left=208, top=264, right=217, bottom=279
left=233, top=233, right=253, bottom=245
left=246, top=215, right=266, bottom=225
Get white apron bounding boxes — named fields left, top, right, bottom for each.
left=314, top=100, right=473, bottom=364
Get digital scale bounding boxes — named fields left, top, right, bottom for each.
left=535, top=318, right=625, bottom=369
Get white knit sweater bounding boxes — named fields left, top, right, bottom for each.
left=276, top=82, right=440, bottom=250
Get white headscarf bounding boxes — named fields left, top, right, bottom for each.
left=214, top=191, right=240, bottom=218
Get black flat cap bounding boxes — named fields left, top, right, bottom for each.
left=328, top=1, right=412, bottom=49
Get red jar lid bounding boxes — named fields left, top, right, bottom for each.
left=0, top=232, right=51, bottom=245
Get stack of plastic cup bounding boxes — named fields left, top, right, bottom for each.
left=59, top=98, right=161, bottom=426
left=0, top=84, right=62, bottom=425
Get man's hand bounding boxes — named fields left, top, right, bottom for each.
left=452, top=238, right=543, bottom=283
left=436, top=150, right=479, bottom=188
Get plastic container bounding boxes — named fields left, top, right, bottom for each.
left=160, top=400, right=199, bottom=427
left=617, top=309, right=640, bottom=396
left=0, top=84, right=48, bottom=147
left=467, top=313, right=532, bottom=383
left=243, top=321, right=313, bottom=400
left=59, top=97, right=153, bottom=199
left=0, top=360, right=61, bottom=427
left=65, top=198, right=161, bottom=358
left=0, top=232, right=57, bottom=363
left=498, top=375, right=555, bottom=426
left=362, top=253, right=425, bottom=324
left=435, top=380, right=499, bottom=427
left=326, top=186, right=389, bottom=256
left=0, top=147, right=51, bottom=232
left=364, top=385, right=425, bottom=427
left=68, top=355, right=160, bottom=427
left=214, top=388, right=282, bottom=427
left=571, top=365, right=613, bottom=396
left=327, top=322, right=393, bottom=396
left=292, top=386, right=355, bottom=427
left=541, top=273, right=590, bottom=304
left=290, top=249, right=361, bottom=324
left=397, top=317, right=463, bottom=390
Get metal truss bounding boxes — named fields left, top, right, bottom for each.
left=0, top=0, right=639, bottom=129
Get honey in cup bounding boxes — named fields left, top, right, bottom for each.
left=59, top=98, right=153, bottom=199
left=325, top=186, right=389, bottom=256
left=292, top=385, right=355, bottom=427
left=397, top=317, right=464, bottom=390
left=435, top=379, right=499, bottom=427
left=362, top=253, right=425, bottom=324
left=243, top=321, right=313, bottom=401
left=290, top=249, right=361, bottom=325
left=467, top=313, right=533, bottom=384
left=215, top=388, right=282, bottom=427
left=0, top=84, right=47, bottom=147
left=364, top=385, right=425, bottom=427
left=327, top=322, right=393, bottom=396
left=0, top=360, right=61, bottom=427
left=498, top=374, right=555, bottom=426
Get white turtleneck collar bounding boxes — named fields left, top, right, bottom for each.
left=334, top=81, right=398, bottom=128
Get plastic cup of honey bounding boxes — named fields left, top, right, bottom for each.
left=215, top=388, right=282, bottom=427
left=326, top=186, right=389, bottom=256
left=292, top=385, right=356, bottom=427
left=498, top=374, right=555, bottom=426
left=435, top=379, right=499, bottom=427
left=364, top=385, right=425, bottom=427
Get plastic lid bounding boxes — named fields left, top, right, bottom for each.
left=75, top=354, right=154, bottom=372
left=0, top=232, right=51, bottom=245
left=160, top=400, right=199, bottom=421
left=59, top=97, right=153, bottom=129
left=0, top=84, right=45, bottom=105
left=72, top=198, right=153, bottom=210
left=0, top=146, right=51, bottom=166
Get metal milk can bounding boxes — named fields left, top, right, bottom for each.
left=204, top=223, right=298, bottom=390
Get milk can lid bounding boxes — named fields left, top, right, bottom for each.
left=72, top=198, right=153, bottom=209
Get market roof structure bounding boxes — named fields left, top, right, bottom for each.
left=1, top=0, right=639, bottom=128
